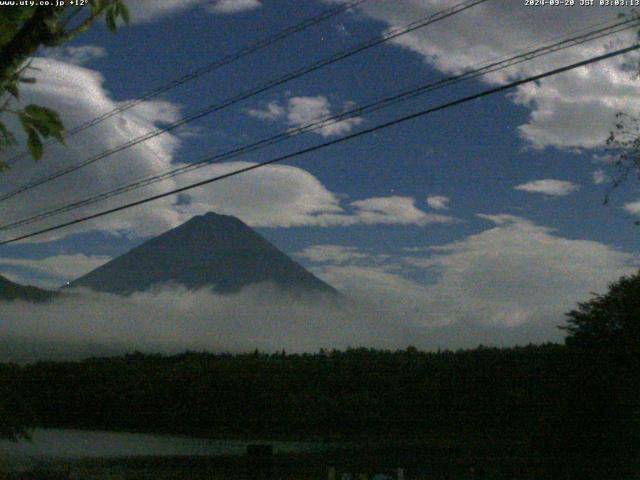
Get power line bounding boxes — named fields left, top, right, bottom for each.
left=1, top=17, right=635, bottom=233
left=1, top=42, right=637, bottom=247
left=3, top=0, right=371, bottom=166
left=1, top=19, right=634, bottom=233
left=0, top=0, right=488, bottom=203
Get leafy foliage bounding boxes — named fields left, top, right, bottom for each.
left=605, top=113, right=640, bottom=210
left=18, top=104, right=64, bottom=159
left=562, top=269, right=640, bottom=352
left=0, top=122, right=15, bottom=169
left=105, top=1, right=129, bottom=32
left=558, top=272, right=640, bottom=479
left=602, top=12, right=640, bottom=206
left=0, top=1, right=129, bottom=164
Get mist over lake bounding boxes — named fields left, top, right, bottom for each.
left=0, top=428, right=329, bottom=462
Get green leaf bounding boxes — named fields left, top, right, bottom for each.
left=118, top=3, right=130, bottom=25
left=18, top=112, right=31, bottom=132
left=49, top=125, right=65, bottom=143
left=17, top=105, right=65, bottom=159
left=0, top=122, right=15, bottom=148
left=24, top=104, right=56, bottom=121
left=89, top=0, right=106, bottom=14
left=105, top=8, right=117, bottom=32
left=6, top=82, right=18, bottom=99
left=23, top=105, right=65, bottom=143
left=27, top=128, right=43, bottom=160
left=31, top=120, right=51, bottom=138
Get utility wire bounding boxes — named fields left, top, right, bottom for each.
left=0, top=17, right=636, bottom=233
left=1, top=42, right=637, bottom=246
left=0, top=0, right=488, bottom=203
left=3, top=0, right=371, bottom=166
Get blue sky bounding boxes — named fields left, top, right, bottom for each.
left=1, top=0, right=640, bottom=351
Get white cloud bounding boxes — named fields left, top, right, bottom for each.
left=0, top=58, right=186, bottom=243
left=297, top=244, right=390, bottom=266
left=312, top=214, right=638, bottom=335
left=623, top=200, right=640, bottom=215
left=45, top=45, right=106, bottom=65
left=0, top=59, right=455, bottom=245
left=316, top=264, right=440, bottom=327
left=245, top=101, right=285, bottom=121
left=592, top=153, right=618, bottom=165
left=426, top=195, right=449, bottom=210
left=0, top=285, right=411, bottom=361
left=332, top=0, right=638, bottom=150
left=125, top=0, right=261, bottom=23
left=125, top=0, right=209, bottom=23
left=297, top=245, right=369, bottom=264
left=514, top=179, right=580, bottom=196
left=287, top=96, right=363, bottom=137
left=418, top=214, right=637, bottom=327
left=1, top=216, right=636, bottom=358
left=184, top=181, right=456, bottom=227
left=593, top=169, right=609, bottom=185
left=207, top=0, right=262, bottom=14
left=175, top=161, right=345, bottom=228
left=346, top=196, right=453, bottom=225
left=246, top=95, right=363, bottom=138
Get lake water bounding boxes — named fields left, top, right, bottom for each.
left=0, top=428, right=328, bottom=462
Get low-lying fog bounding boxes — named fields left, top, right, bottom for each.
left=0, top=282, right=566, bottom=363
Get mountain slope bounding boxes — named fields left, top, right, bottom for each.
left=0, top=275, right=56, bottom=302
left=68, top=212, right=337, bottom=296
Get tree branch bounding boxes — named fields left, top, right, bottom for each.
left=0, top=6, right=58, bottom=87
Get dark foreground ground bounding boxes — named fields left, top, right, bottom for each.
left=3, top=434, right=638, bottom=480
left=0, top=446, right=560, bottom=480
left=1, top=345, right=638, bottom=479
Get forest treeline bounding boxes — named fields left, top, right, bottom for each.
left=8, top=344, right=571, bottom=437
left=1, top=343, right=638, bottom=479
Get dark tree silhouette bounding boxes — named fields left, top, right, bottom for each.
left=562, top=270, right=640, bottom=352
left=550, top=271, right=640, bottom=479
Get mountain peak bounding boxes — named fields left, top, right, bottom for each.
left=68, top=212, right=337, bottom=296
left=196, top=211, right=239, bottom=223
